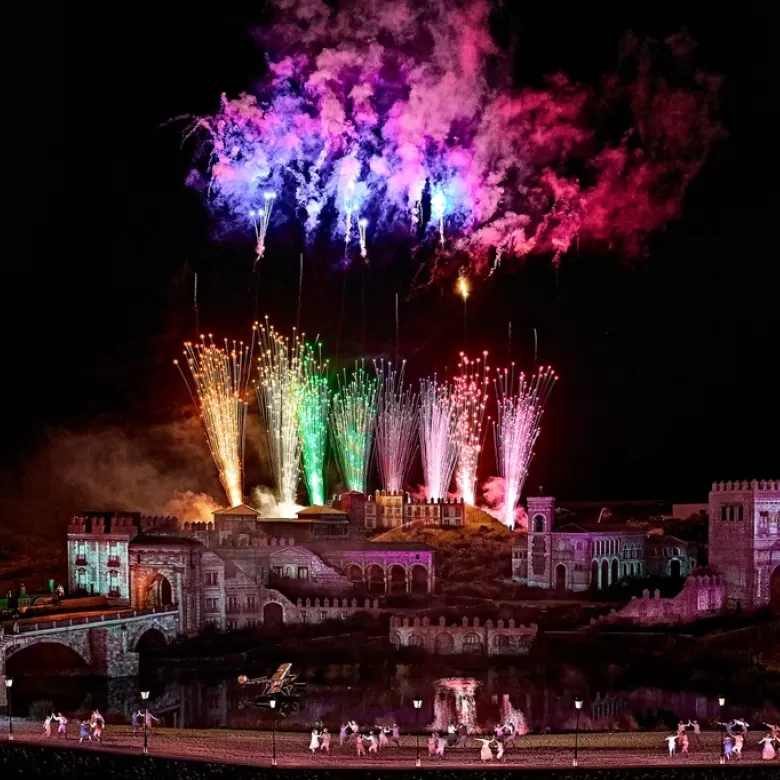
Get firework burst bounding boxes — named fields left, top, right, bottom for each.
left=330, top=362, right=378, bottom=494
left=493, top=365, right=557, bottom=529
left=419, top=376, right=459, bottom=500
left=255, top=319, right=304, bottom=509
left=453, top=352, right=490, bottom=505
left=374, top=360, right=419, bottom=493
left=175, top=334, right=254, bottom=507
left=298, top=343, right=331, bottom=505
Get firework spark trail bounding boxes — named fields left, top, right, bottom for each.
left=358, top=218, right=369, bottom=260
left=191, top=4, right=722, bottom=280
left=330, top=362, right=378, bottom=494
left=493, top=365, right=557, bottom=529
left=419, top=376, right=459, bottom=500
left=453, top=352, right=490, bottom=506
left=373, top=360, right=419, bottom=493
left=298, top=343, right=331, bottom=505
left=250, top=192, right=275, bottom=262
left=175, top=334, right=254, bottom=507
left=255, top=319, right=305, bottom=509
left=431, top=188, right=447, bottom=246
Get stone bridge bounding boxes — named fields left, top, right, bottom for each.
left=0, top=605, right=178, bottom=698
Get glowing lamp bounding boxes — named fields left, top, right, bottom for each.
left=141, top=690, right=150, bottom=701
left=359, top=218, right=368, bottom=227
left=4, top=678, right=12, bottom=688
left=574, top=696, right=583, bottom=710
left=718, top=696, right=725, bottom=707
left=269, top=698, right=277, bottom=710
left=413, top=698, right=423, bottom=709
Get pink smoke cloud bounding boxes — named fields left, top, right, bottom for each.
left=190, top=2, right=723, bottom=281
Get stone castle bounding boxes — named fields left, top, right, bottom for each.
left=512, top=480, right=780, bottom=612
left=66, top=502, right=434, bottom=636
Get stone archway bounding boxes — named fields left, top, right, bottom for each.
left=344, top=564, right=363, bottom=586
left=388, top=565, right=407, bottom=594
left=366, top=564, right=385, bottom=594
left=263, top=602, right=284, bottom=628
left=600, top=559, right=608, bottom=590
left=145, top=574, right=173, bottom=608
left=6, top=640, right=90, bottom=677
left=590, top=560, right=599, bottom=590
left=410, top=564, right=429, bottom=595
left=770, top=566, right=780, bottom=614
left=555, top=563, right=567, bottom=595
left=610, top=558, right=618, bottom=586
left=670, top=559, right=682, bottom=578
left=135, top=628, right=168, bottom=653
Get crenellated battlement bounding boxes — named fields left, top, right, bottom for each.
left=710, top=479, right=780, bottom=493
left=389, top=614, right=538, bottom=656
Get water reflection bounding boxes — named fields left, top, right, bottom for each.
left=9, top=663, right=780, bottom=734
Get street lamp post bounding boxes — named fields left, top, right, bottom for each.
left=269, top=698, right=277, bottom=767
left=141, top=690, right=150, bottom=755
left=718, top=696, right=725, bottom=764
left=573, top=696, right=583, bottom=766
left=5, top=678, right=13, bottom=741
left=413, top=698, right=423, bottom=767
left=414, top=699, right=422, bottom=766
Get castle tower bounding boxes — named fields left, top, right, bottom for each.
left=708, top=480, right=780, bottom=609
left=526, top=496, right=555, bottom=589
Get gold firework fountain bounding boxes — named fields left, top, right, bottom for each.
left=175, top=333, right=255, bottom=507
left=255, top=318, right=305, bottom=513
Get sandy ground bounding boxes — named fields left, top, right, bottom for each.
left=2, top=721, right=775, bottom=768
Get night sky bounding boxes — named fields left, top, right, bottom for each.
left=3, top=4, right=776, bottom=528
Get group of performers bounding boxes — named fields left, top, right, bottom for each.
left=665, top=718, right=779, bottom=761
left=324, top=721, right=402, bottom=755
left=718, top=720, right=778, bottom=762
left=41, top=707, right=160, bottom=744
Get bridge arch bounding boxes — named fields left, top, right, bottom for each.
left=134, top=628, right=168, bottom=653
left=5, top=638, right=90, bottom=676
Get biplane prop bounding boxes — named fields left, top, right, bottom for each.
left=237, top=663, right=307, bottom=712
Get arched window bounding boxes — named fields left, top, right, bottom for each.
left=534, top=515, right=545, bottom=533
left=493, top=634, right=510, bottom=647
left=410, top=634, right=424, bottom=647
left=576, top=542, right=583, bottom=552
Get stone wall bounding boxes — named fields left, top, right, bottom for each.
left=294, top=596, right=380, bottom=624
left=596, top=574, right=726, bottom=627
left=390, top=615, right=538, bottom=656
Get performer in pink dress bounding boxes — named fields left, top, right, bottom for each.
left=759, top=734, right=777, bottom=760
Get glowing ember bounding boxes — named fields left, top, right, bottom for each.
left=175, top=334, right=254, bottom=507
left=298, top=343, right=331, bottom=505
left=330, top=362, right=378, bottom=494
left=255, top=319, right=305, bottom=508
left=419, top=376, right=459, bottom=500
left=493, top=365, right=557, bottom=529
left=453, top=352, right=490, bottom=505
left=374, top=360, right=419, bottom=493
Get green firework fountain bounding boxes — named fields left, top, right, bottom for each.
left=298, top=343, right=331, bottom=505
left=330, top=362, right=379, bottom=494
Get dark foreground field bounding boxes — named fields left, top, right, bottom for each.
left=0, top=742, right=775, bottom=779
